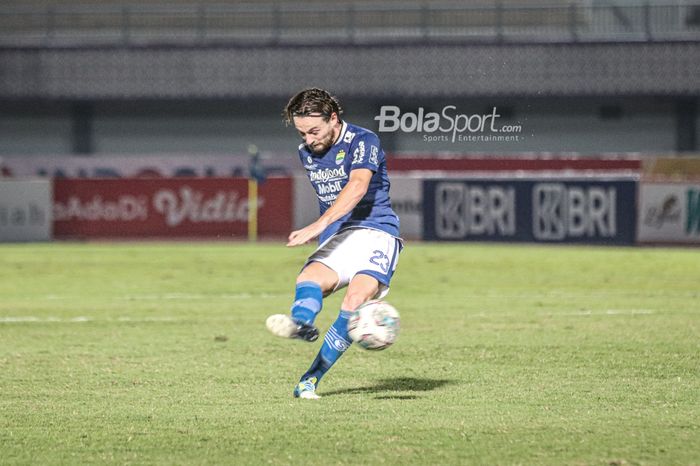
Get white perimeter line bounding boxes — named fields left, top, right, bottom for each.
left=115, top=293, right=284, bottom=300
left=562, top=309, right=656, bottom=316
left=0, top=316, right=179, bottom=323
left=14, top=293, right=284, bottom=301
left=1, top=310, right=657, bottom=324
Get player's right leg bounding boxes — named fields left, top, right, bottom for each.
left=266, top=261, right=338, bottom=342
left=294, top=273, right=380, bottom=399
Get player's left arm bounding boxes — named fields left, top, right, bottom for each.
left=286, top=168, right=373, bottom=247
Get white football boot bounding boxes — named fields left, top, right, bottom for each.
left=266, top=314, right=319, bottom=342
left=293, top=377, right=320, bottom=399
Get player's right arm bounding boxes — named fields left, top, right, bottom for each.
left=286, top=168, right=372, bottom=247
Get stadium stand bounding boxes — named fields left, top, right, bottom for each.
left=0, top=1, right=697, bottom=156
left=1, top=1, right=698, bottom=46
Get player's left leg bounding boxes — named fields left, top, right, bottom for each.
left=293, top=273, right=379, bottom=399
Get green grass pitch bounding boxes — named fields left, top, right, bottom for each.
left=0, top=241, right=698, bottom=465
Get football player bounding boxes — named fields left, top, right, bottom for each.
left=266, top=88, right=403, bottom=399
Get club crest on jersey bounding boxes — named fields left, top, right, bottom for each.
left=335, top=150, right=346, bottom=165
left=307, top=156, right=313, bottom=164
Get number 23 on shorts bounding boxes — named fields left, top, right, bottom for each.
left=369, top=250, right=390, bottom=273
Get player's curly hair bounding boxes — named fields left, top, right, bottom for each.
left=283, top=88, right=343, bottom=126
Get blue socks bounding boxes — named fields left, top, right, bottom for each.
left=300, top=310, right=353, bottom=384
left=290, top=283, right=353, bottom=386
left=290, top=281, right=323, bottom=325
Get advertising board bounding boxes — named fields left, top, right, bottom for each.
left=53, top=177, right=292, bottom=238
left=0, top=179, right=52, bottom=242
left=638, top=182, right=700, bottom=244
left=423, top=178, right=637, bottom=244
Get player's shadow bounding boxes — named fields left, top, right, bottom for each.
left=323, top=377, right=454, bottom=398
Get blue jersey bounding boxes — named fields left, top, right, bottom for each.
left=298, top=121, right=400, bottom=244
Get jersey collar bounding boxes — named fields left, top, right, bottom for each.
left=333, top=121, right=348, bottom=147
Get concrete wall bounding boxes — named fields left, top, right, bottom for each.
left=0, top=97, right=689, bottom=156
left=2, top=43, right=699, bottom=100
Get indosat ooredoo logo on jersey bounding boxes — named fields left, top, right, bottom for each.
left=374, top=105, right=523, bottom=143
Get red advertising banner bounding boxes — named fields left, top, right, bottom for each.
left=53, top=177, right=292, bottom=238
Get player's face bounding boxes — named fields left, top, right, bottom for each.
left=294, top=113, right=340, bottom=154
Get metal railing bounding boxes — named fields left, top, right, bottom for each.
left=0, top=1, right=699, bottom=47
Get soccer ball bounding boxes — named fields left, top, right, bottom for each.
left=347, top=300, right=400, bottom=350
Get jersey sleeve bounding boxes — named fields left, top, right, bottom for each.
left=350, top=132, right=384, bottom=173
